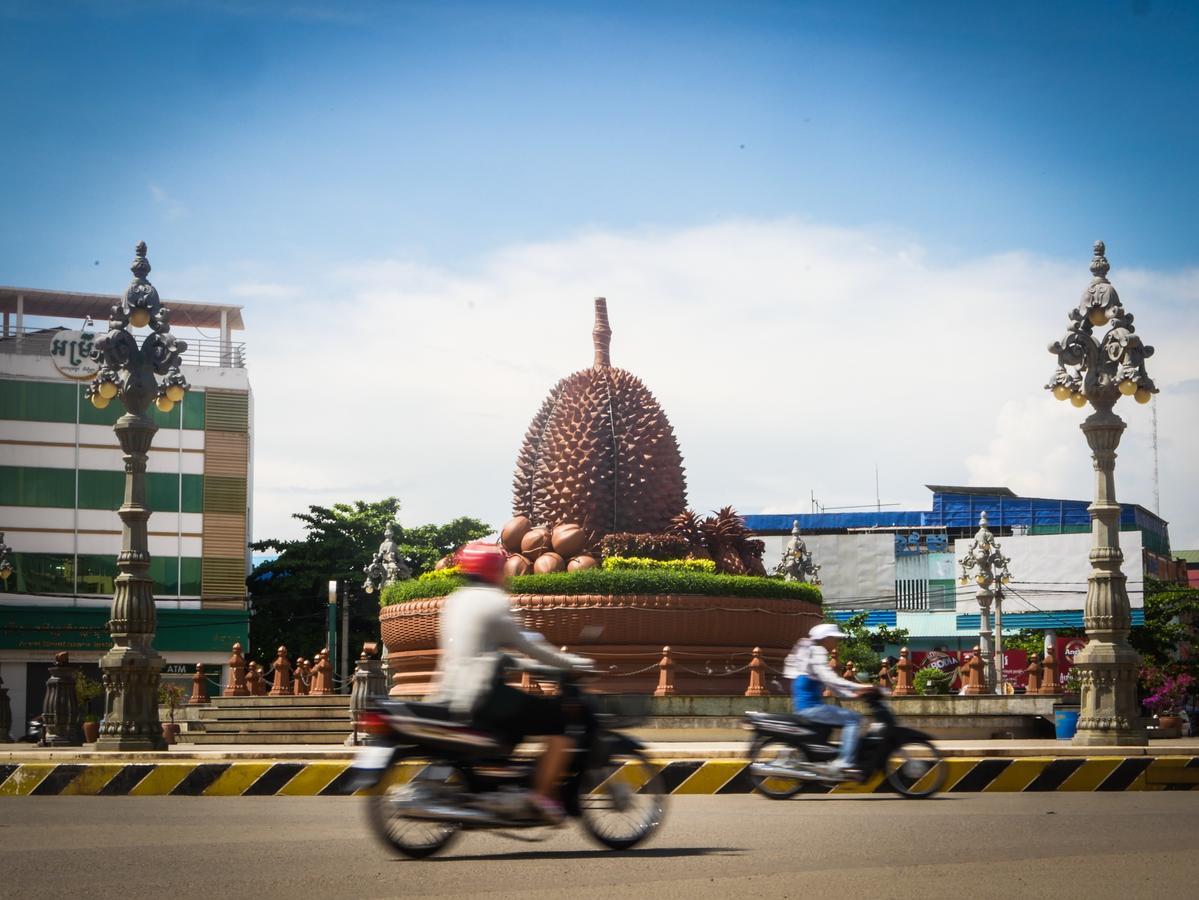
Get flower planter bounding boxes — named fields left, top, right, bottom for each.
left=161, top=722, right=180, bottom=745
left=380, top=592, right=821, bottom=696
left=1152, top=715, right=1183, bottom=739
left=81, top=721, right=100, bottom=743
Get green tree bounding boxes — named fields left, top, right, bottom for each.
left=1131, top=579, right=1199, bottom=669
left=830, top=612, right=910, bottom=680
left=247, top=498, right=490, bottom=669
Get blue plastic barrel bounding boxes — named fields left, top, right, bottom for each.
left=1054, top=706, right=1080, bottom=740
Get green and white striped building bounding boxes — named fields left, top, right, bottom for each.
left=0, top=287, right=252, bottom=732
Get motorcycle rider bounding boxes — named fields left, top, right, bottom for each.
left=784, top=622, right=875, bottom=778
left=431, top=541, right=594, bottom=824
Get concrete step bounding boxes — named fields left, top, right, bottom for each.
left=208, top=696, right=350, bottom=708
left=192, top=720, right=352, bottom=734
left=178, top=732, right=351, bottom=745
left=195, top=706, right=353, bottom=721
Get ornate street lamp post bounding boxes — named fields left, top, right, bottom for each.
left=774, top=521, right=821, bottom=584
left=1046, top=241, right=1155, bottom=746
left=88, top=242, right=190, bottom=750
left=958, top=512, right=1012, bottom=693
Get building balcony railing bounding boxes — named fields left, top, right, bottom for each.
left=0, top=327, right=247, bottom=369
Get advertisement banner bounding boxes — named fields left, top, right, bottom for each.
left=1052, top=636, right=1088, bottom=690
left=911, top=649, right=961, bottom=690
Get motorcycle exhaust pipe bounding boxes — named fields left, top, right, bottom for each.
left=400, top=803, right=509, bottom=827
left=749, top=762, right=816, bottom=780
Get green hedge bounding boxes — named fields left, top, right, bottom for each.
left=601, top=556, right=716, bottom=573
left=380, top=567, right=821, bottom=607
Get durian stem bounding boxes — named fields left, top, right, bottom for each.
left=593, top=297, right=612, bottom=368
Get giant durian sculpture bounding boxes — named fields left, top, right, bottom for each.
left=512, top=298, right=688, bottom=546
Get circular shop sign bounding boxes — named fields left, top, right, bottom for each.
left=50, top=330, right=100, bottom=380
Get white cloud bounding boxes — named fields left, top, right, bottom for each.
left=235, top=220, right=1199, bottom=549
left=148, top=183, right=186, bottom=222
left=228, top=281, right=299, bottom=301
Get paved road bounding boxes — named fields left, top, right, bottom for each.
left=4, top=794, right=1197, bottom=899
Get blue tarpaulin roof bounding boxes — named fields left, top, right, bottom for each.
left=745, top=487, right=1168, bottom=549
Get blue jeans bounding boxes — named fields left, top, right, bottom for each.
left=796, top=704, right=862, bottom=767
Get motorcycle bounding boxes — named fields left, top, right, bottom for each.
left=744, top=689, right=947, bottom=799
left=349, top=660, right=668, bottom=859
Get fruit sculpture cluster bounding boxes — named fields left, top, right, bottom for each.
left=498, top=516, right=596, bottom=576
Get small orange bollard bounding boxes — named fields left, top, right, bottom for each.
left=1025, top=655, right=1042, bottom=694
left=311, top=649, right=333, bottom=696
left=892, top=647, right=915, bottom=697
left=1039, top=650, right=1059, bottom=695
left=962, top=647, right=987, bottom=695
left=269, top=646, right=292, bottom=696
left=292, top=658, right=308, bottom=696
left=878, top=660, right=893, bottom=690
left=223, top=642, right=248, bottom=697
left=188, top=664, right=210, bottom=706
left=654, top=645, right=675, bottom=697
left=745, top=646, right=768, bottom=698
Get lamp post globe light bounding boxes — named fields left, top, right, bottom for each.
left=1046, top=241, right=1155, bottom=746
left=88, top=242, right=190, bottom=751
left=957, top=512, right=1012, bottom=693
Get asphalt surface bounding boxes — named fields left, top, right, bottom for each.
left=3, top=794, right=1197, bottom=899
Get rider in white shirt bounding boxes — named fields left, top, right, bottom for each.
left=784, top=622, right=874, bottom=776
left=431, top=541, right=593, bottom=823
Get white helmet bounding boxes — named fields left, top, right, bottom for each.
left=809, top=623, right=847, bottom=641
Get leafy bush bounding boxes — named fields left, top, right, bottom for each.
left=598, top=532, right=690, bottom=561
left=381, top=566, right=822, bottom=606
left=914, top=667, right=953, bottom=696
left=602, top=556, right=716, bottom=573
left=418, top=566, right=461, bottom=582
left=382, top=575, right=464, bottom=604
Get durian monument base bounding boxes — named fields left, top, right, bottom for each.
left=380, top=592, right=821, bottom=696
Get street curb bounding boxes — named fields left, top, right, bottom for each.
left=2, top=756, right=1198, bottom=796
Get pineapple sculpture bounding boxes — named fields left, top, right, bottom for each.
left=511, top=298, right=688, bottom=548
left=669, top=506, right=767, bottom=576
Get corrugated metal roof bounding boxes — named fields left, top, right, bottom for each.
left=0, top=286, right=245, bottom=330
left=1175, top=549, right=1199, bottom=564
left=925, top=484, right=1017, bottom=497
left=828, top=610, right=897, bottom=627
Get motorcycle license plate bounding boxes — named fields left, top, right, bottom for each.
left=354, top=745, right=394, bottom=771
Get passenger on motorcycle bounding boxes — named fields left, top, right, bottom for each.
left=431, top=541, right=594, bottom=824
left=783, top=623, right=875, bottom=777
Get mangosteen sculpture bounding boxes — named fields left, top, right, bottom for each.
left=512, top=298, right=687, bottom=546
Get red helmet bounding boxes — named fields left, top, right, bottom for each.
left=454, top=541, right=506, bottom=585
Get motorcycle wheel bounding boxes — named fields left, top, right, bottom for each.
left=748, top=736, right=807, bottom=800
left=578, top=748, right=668, bottom=851
left=883, top=740, right=947, bottom=798
left=365, top=763, right=463, bottom=859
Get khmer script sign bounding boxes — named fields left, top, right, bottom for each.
left=50, top=330, right=99, bottom=380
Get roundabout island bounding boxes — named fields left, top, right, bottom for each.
left=380, top=298, right=821, bottom=696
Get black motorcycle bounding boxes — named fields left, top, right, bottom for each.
left=349, top=661, right=668, bottom=859
left=744, top=690, right=947, bottom=798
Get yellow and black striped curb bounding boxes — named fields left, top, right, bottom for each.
left=2, top=757, right=1197, bottom=797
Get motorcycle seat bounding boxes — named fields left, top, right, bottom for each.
left=745, top=710, right=834, bottom=739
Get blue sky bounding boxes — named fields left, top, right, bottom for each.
left=3, top=0, right=1197, bottom=285
left=2, top=1, right=1197, bottom=546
